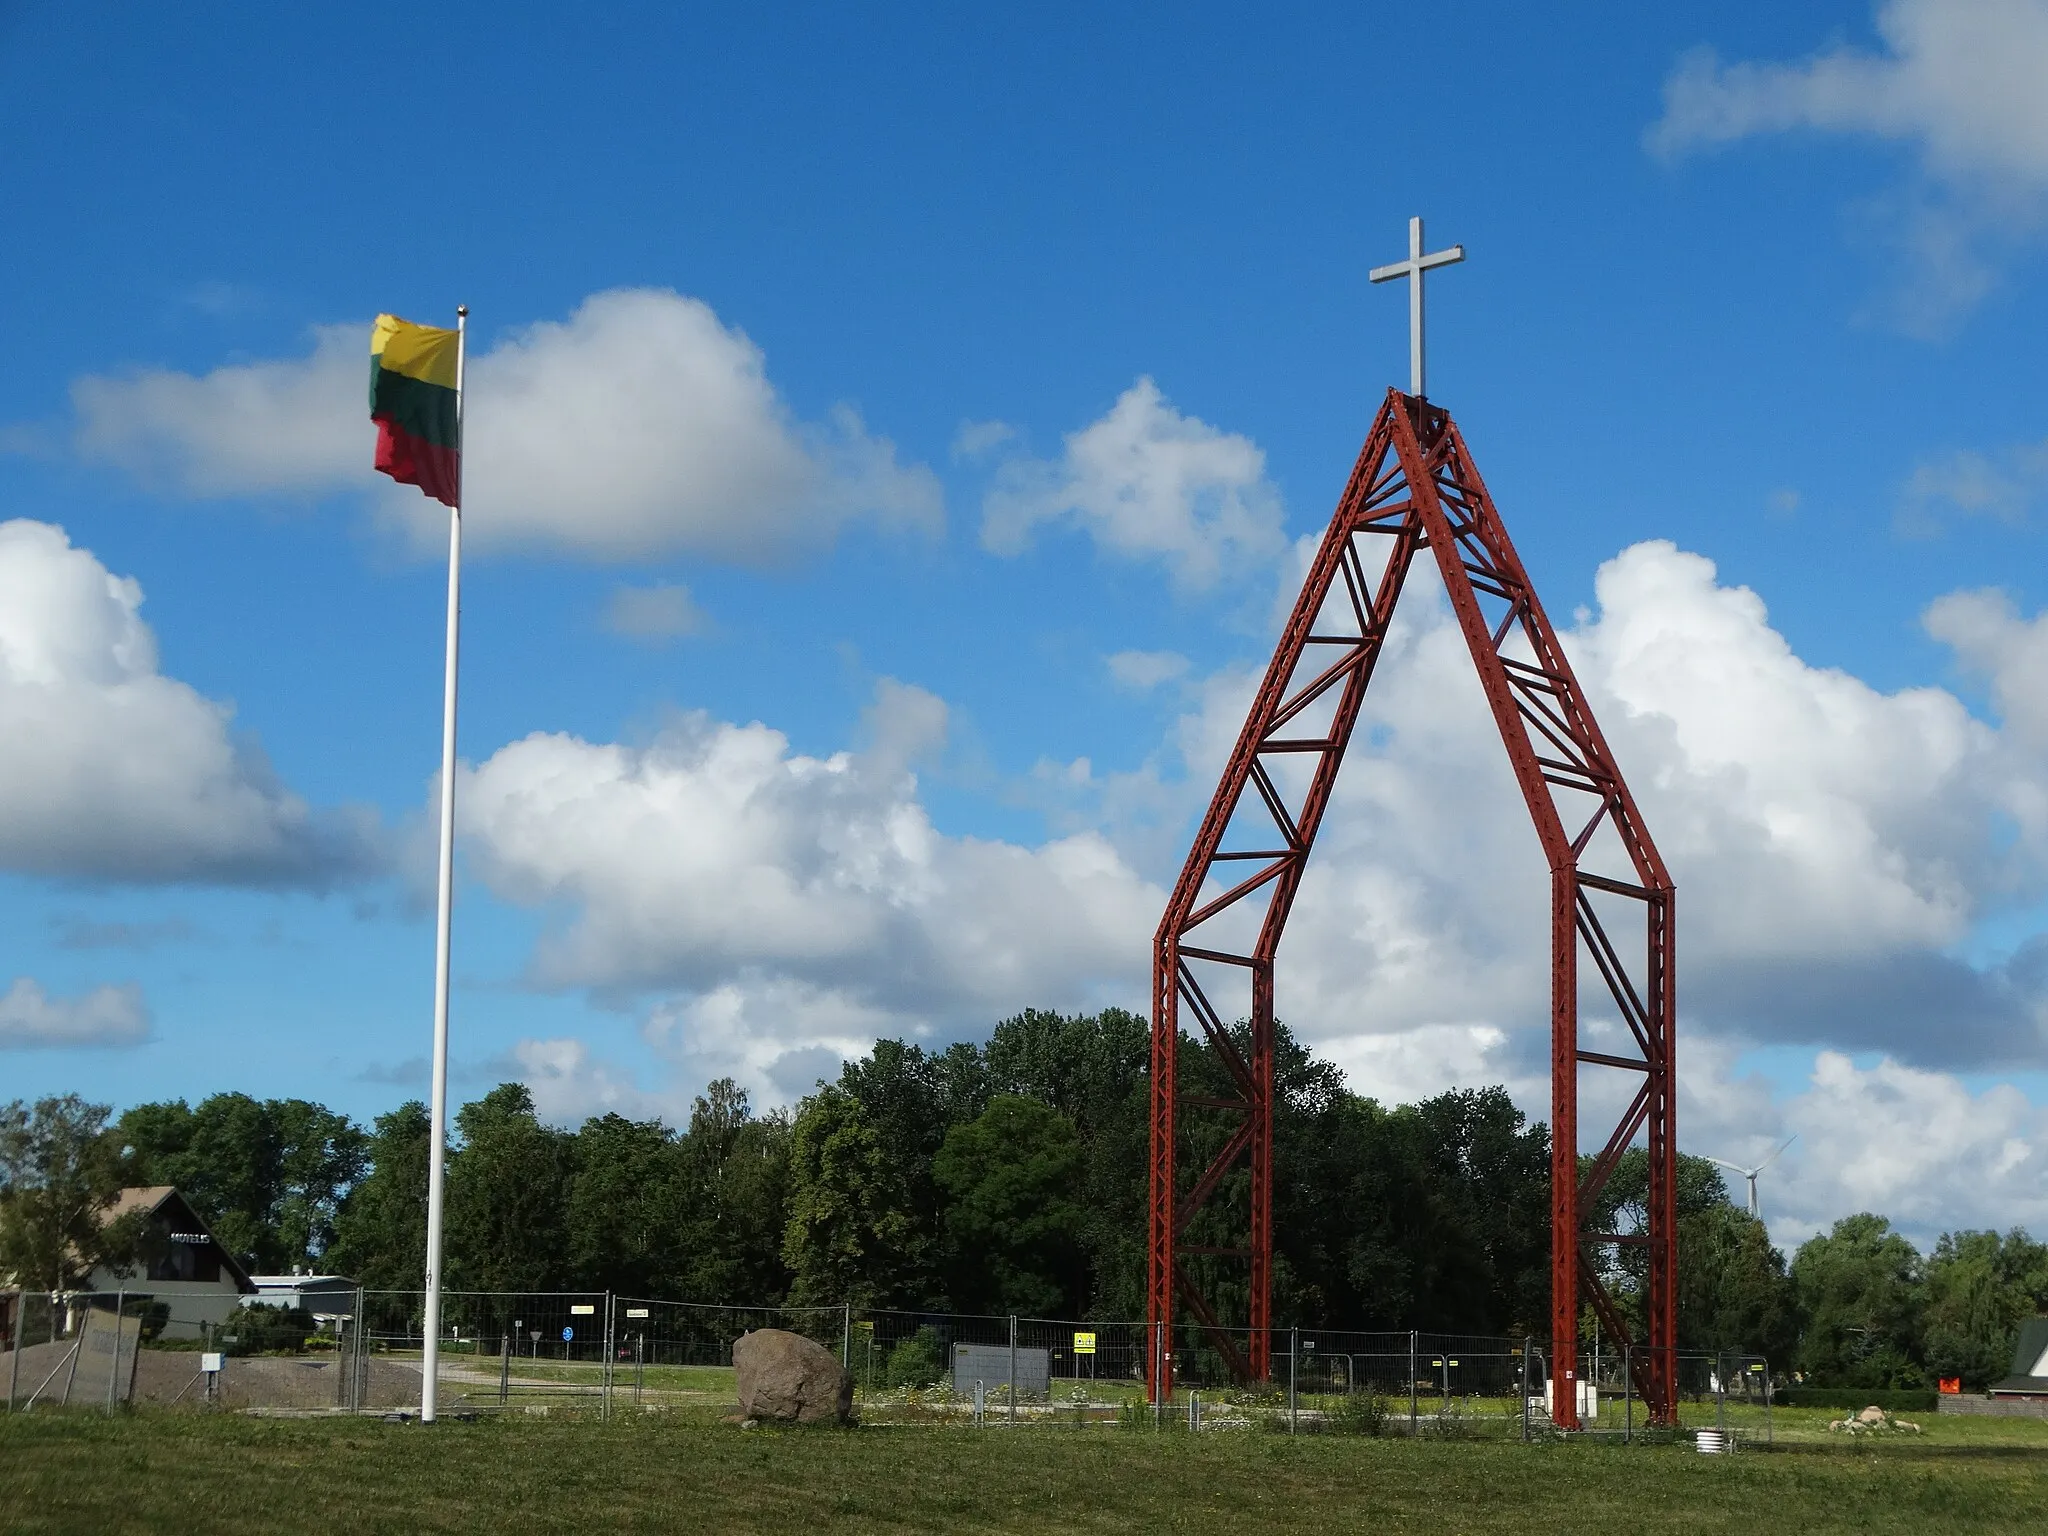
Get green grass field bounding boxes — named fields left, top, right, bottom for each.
left=3, top=1407, right=2046, bottom=1534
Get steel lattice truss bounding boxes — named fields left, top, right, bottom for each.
left=1147, top=390, right=1678, bottom=1427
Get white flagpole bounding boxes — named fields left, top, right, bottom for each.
left=420, top=304, right=467, bottom=1425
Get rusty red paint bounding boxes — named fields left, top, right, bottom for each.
left=1147, top=392, right=1678, bottom=1426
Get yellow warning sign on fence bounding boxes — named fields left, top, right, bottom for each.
left=1074, top=1332, right=1096, bottom=1355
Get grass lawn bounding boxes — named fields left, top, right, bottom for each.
left=3, top=1409, right=2047, bottom=1534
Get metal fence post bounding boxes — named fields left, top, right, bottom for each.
left=1153, top=1321, right=1163, bottom=1430
left=1408, top=1330, right=1418, bottom=1437
left=603, top=1293, right=614, bottom=1421
left=842, top=1302, right=851, bottom=1369
left=1623, top=1343, right=1632, bottom=1444
left=105, top=1288, right=124, bottom=1415
left=1521, top=1336, right=1531, bottom=1443
left=7, top=1289, right=22, bottom=1412
left=1288, top=1327, right=1298, bottom=1435
left=1764, top=1360, right=1773, bottom=1446
left=1008, top=1315, right=1018, bottom=1426
left=61, top=1300, right=83, bottom=1406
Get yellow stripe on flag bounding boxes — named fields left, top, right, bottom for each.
left=371, top=313, right=460, bottom=388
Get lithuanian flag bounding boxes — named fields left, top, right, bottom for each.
left=370, top=314, right=461, bottom=507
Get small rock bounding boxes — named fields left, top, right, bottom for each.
left=1857, top=1405, right=1886, bottom=1425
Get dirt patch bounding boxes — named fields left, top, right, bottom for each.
left=5, top=1341, right=88, bottom=1406
left=7, top=1343, right=594, bottom=1414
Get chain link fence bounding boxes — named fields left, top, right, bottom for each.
left=1, top=1284, right=1771, bottom=1442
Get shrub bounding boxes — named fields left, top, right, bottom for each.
left=1430, top=1397, right=1469, bottom=1440
left=217, top=1303, right=315, bottom=1357
left=1780, top=1387, right=1939, bottom=1412
left=883, top=1326, right=947, bottom=1390
left=1332, top=1390, right=1389, bottom=1436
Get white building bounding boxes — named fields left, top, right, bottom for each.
left=249, top=1272, right=359, bottom=1329
left=86, top=1186, right=257, bottom=1340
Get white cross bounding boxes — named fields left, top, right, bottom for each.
left=1369, top=216, right=1465, bottom=399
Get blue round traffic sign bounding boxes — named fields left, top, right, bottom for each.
left=561, top=1326, right=574, bottom=1342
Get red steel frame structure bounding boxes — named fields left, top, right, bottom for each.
left=1146, top=389, right=1677, bottom=1427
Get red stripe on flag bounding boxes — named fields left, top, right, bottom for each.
left=374, top=418, right=460, bottom=508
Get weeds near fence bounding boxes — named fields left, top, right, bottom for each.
left=1331, top=1391, right=1390, bottom=1436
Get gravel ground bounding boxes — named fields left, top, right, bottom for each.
left=4, top=1343, right=431, bottom=1412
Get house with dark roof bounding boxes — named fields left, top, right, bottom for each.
left=1990, top=1317, right=2048, bottom=1401
left=85, top=1186, right=257, bottom=1339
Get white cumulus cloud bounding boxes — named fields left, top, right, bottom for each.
left=71, top=289, right=942, bottom=564
left=0, top=519, right=376, bottom=886
left=74, top=326, right=367, bottom=494
left=0, top=977, right=150, bottom=1050
left=457, top=678, right=1161, bottom=1103
left=1116, top=540, right=2048, bottom=1079
left=981, top=377, right=1286, bottom=589
left=1648, top=0, right=2048, bottom=328
left=512, top=1036, right=663, bottom=1125
left=1773, top=1052, right=2048, bottom=1247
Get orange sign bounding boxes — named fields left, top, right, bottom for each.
left=1938, top=1377, right=1961, bottom=1395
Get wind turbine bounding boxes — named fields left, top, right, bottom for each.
left=1705, top=1136, right=1796, bottom=1220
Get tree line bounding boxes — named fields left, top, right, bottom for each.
left=5, top=1006, right=2045, bottom=1388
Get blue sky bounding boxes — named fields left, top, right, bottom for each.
left=4, top=1, right=2047, bottom=1249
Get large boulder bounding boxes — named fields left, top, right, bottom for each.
left=733, top=1328, right=854, bottom=1425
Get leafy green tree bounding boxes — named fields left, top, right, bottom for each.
left=1334, top=1099, right=1489, bottom=1332
left=1677, top=1202, right=1798, bottom=1363
left=833, top=1041, right=962, bottom=1304
left=1286, top=1082, right=1552, bottom=1336
left=446, top=1084, right=572, bottom=1293
left=935, top=1095, right=1088, bottom=1316
left=1922, top=1228, right=2048, bottom=1389
left=680, top=1081, right=793, bottom=1303
left=267, top=1098, right=370, bottom=1264
left=986, top=1007, right=1153, bottom=1318
left=0, top=1096, right=136, bottom=1291
left=117, top=1093, right=367, bottom=1270
left=327, top=1102, right=431, bottom=1290
left=1790, top=1213, right=1926, bottom=1388
left=782, top=1087, right=928, bottom=1308
left=564, top=1112, right=696, bottom=1296
left=1412, top=1086, right=1553, bottom=1333
left=1583, top=1150, right=1731, bottom=1343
